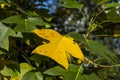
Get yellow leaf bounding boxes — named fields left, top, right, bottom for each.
left=32, top=29, right=84, bottom=70
left=1, top=4, right=5, bottom=8
left=3, top=77, right=8, bottom=80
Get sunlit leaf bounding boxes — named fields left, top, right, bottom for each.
left=32, top=29, right=84, bottom=70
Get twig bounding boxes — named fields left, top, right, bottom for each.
left=85, top=57, right=120, bottom=68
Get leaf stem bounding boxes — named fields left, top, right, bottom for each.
left=85, top=9, right=105, bottom=38
left=75, top=64, right=83, bottom=80
left=85, top=57, right=120, bottom=68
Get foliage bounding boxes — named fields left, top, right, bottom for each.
left=0, top=0, right=120, bottom=80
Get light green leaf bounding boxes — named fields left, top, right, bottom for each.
left=0, top=66, right=19, bottom=79
left=19, top=63, right=34, bottom=80
left=106, top=2, right=120, bottom=8
left=21, top=71, right=43, bottom=80
left=1, top=15, right=49, bottom=32
left=62, top=0, right=83, bottom=10
left=0, top=22, right=22, bottom=50
left=86, top=40, right=118, bottom=63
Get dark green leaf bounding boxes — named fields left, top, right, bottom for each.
left=46, top=77, right=53, bottom=80
left=86, top=40, right=118, bottom=63
left=30, top=54, right=50, bottom=67
left=106, top=9, right=120, bottom=22
left=62, top=0, right=83, bottom=10
left=1, top=15, right=49, bottom=32
left=78, top=73, right=101, bottom=80
left=67, top=32, right=87, bottom=45
left=92, top=0, right=109, bottom=5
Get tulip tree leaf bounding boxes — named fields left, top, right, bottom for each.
left=0, top=22, right=22, bottom=50
left=1, top=15, right=49, bottom=32
left=32, top=29, right=84, bottom=70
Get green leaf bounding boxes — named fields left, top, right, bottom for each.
left=86, top=40, right=117, bottom=63
left=77, top=73, right=101, bottom=80
left=92, top=0, right=109, bottom=5
left=45, top=77, right=53, bottom=80
left=44, top=64, right=101, bottom=80
left=19, top=63, right=34, bottom=80
left=62, top=0, right=83, bottom=10
left=0, top=66, right=19, bottom=79
left=44, top=65, right=66, bottom=76
left=106, top=9, right=120, bottom=22
left=0, top=22, right=22, bottom=50
left=67, top=32, right=87, bottom=45
left=0, top=0, right=4, bottom=3
left=0, top=63, right=34, bottom=80
left=106, top=2, right=120, bottom=8
left=30, top=54, right=50, bottom=67
left=21, top=71, right=43, bottom=80
left=1, top=15, right=49, bottom=32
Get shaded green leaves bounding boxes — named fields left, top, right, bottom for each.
left=1, top=15, right=49, bottom=32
